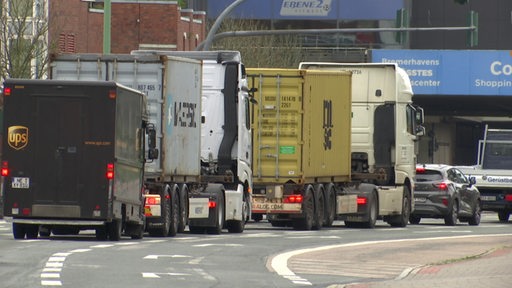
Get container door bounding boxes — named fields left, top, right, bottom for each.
left=34, top=97, right=85, bottom=204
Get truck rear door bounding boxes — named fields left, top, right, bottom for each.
left=35, top=97, right=84, bottom=204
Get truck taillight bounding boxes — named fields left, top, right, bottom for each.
left=505, top=194, right=512, bottom=202
left=106, top=163, right=114, bottom=179
left=1, top=161, right=9, bottom=176
left=357, top=196, right=368, bottom=205
left=145, top=195, right=161, bottom=205
left=3, top=87, right=11, bottom=96
left=208, top=201, right=217, bottom=208
left=284, top=194, right=303, bottom=203
left=109, top=90, right=116, bottom=99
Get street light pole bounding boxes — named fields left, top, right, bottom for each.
left=198, top=0, right=246, bottom=51
left=103, top=0, right=111, bottom=54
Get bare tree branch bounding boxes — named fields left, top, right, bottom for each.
left=1, top=0, right=49, bottom=81
left=212, top=19, right=304, bottom=69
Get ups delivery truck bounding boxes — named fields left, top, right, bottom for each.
left=1, top=79, right=156, bottom=240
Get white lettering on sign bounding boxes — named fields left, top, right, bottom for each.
left=280, top=0, right=331, bottom=16
left=490, top=61, right=512, bottom=76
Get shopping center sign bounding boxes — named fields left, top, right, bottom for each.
left=371, top=49, right=512, bottom=96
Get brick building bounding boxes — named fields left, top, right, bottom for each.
left=49, top=0, right=206, bottom=54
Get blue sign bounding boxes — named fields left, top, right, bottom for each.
left=207, top=0, right=403, bottom=20
left=371, top=50, right=512, bottom=96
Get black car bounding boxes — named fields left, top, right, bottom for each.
left=411, top=164, right=481, bottom=226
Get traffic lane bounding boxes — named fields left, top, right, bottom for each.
left=282, top=234, right=512, bottom=287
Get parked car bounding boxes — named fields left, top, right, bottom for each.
left=411, top=164, right=481, bottom=226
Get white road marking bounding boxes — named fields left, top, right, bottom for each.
left=48, top=257, right=66, bottom=262
left=144, top=254, right=192, bottom=260
left=41, top=273, right=60, bottom=278
left=41, top=280, right=62, bottom=286
left=90, top=244, right=115, bottom=248
left=193, top=243, right=243, bottom=247
left=142, top=272, right=191, bottom=278
left=271, top=233, right=512, bottom=286
left=69, top=248, right=91, bottom=253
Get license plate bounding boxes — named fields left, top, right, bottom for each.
left=481, top=195, right=497, bottom=201
left=12, top=177, right=30, bottom=189
left=414, top=197, right=427, bottom=203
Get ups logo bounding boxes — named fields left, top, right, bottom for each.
left=8, top=126, right=29, bottom=150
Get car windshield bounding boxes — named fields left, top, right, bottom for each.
left=415, top=170, right=443, bottom=182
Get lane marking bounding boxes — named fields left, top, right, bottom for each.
left=270, top=233, right=512, bottom=286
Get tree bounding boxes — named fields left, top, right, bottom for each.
left=212, top=19, right=304, bottom=69
left=0, top=0, right=50, bottom=81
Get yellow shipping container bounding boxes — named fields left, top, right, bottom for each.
left=247, top=68, right=352, bottom=185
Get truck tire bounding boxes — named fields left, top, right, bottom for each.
left=178, top=184, right=189, bottom=233
left=96, top=225, right=108, bottom=240
left=108, top=219, right=122, bottom=241
left=148, top=190, right=171, bottom=237
left=312, top=184, right=325, bottom=230
left=169, top=187, right=180, bottom=237
left=25, top=225, right=39, bottom=239
left=363, top=192, right=378, bottom=228
left=292, top=185, right=314, bottom=230
left=324, top=184, right=336, bottom=227
left=388, top=186, right=411, bottom=227
left=444, top=200, right=459, bottom=226
left=126, top=223, right=144, bottom=239
left=207, top=190, right=225, bottom=235
left=13, top=223, right=26, bottom=239
left=498, top=211, right=510, bottom=222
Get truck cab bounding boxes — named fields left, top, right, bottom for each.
left=458, top=125, right=512, bottom=222
left=299, top=62, right=425, bottom=226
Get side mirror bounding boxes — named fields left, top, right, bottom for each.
left=147, top=124, right=159, bottom=160
left=416, top=126, right=426, bottom=137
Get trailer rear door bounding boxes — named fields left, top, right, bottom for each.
left=35, top=97, right=85, bottom=204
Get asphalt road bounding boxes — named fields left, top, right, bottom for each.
left=0, top=212, right=510, bottom=288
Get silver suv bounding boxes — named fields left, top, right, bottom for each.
left=411, top=164, right=481, bottom=226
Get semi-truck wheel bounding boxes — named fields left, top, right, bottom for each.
left=207, top=190, right=225, bottom=235
left=108, top=219, right=122, bottom=241
left=178, top=184, right=189, bottom=233
left=148, top=191, right=171, bottom=237
left=312, top=184, right=325, bottom=230
left=96, top=226, right=108, bottom=240
left=169, top=188, right=180, bottom=237
left=363, top=192, right=378, bottom=228
left=324, top=183, right=336, bottom=227
left=292, top=185, right=314, bottom=230
left=25, top=225, right=39, bottom=239
left=12, top=223, right=26, bottom=239
left=388, top=186, right=411, bottom=227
